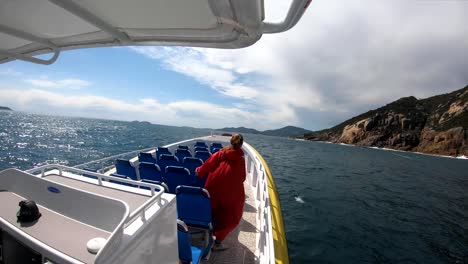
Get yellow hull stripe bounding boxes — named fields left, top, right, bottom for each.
left=247, top=143, right=289, bottom=264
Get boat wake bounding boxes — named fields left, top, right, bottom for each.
left=294, top=196, right=305, bottom=204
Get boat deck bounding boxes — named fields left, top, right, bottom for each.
left=203, top=183, right=258, bottom=264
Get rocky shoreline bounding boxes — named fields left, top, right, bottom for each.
left=304, top=85, right=468, bottom=157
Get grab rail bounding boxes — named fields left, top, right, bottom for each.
left=73, top=146, right=157, bottom=172
left=26, top=164, right=164, bottom=197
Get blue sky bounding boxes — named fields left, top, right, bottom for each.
left=1, top=1, right=467, bottom=131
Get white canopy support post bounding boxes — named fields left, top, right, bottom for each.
left=48, top=0, right=131, bottom=44
left=262, top=0, right=312, bottom=34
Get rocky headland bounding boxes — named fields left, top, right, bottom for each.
left=304, top=85, right=468, bottom=157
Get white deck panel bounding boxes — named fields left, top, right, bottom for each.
left=0, top=191, right=110, bottom=263
left=43, top=174, right=150, bottom=213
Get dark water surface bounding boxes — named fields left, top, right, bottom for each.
left=1, top=111, right=468, bottom=263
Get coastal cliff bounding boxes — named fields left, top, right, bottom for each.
left=305, top=85, right=468, bottom=157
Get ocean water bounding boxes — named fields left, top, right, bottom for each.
left=1, top=111, right=468, bottom=263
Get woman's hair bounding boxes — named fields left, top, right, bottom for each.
left=230, top=133, right=243, bottom=149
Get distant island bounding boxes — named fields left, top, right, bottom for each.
left=304, top=84, right=468, bottom=157
left=0, top=106, right=12, bottom=111
left=217, top=125, right=311, bottom=138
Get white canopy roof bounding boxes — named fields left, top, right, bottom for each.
left=0, top=0, right=311, bottom=65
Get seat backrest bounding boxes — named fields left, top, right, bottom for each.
left=159, top=155, right=180, bottom=176
left=175, top=149, right=192, bottom=164
left=210, top=142, right=223, bottom=153
left=165, top=166, right=191, bottom=193
left=138, top=152, right=157, bottom=164
left=194, top=146, right=208, bottom=153
left=138, top=162, right=163, bottom=182
left=177, top=219, right=192, bottom=264
left=115, top=159, right=137, bottom=180
left=176, top=186, right=212, bottom=229
left=194, top=151, right=211, bottom=162
left=211, top=147, right=221, bottom=154
left=183, top=157, right=205, bottom=188
left=156, top=147, right=172, bottom=160
left=194, top=141, right=208, bottom=148
left=178, top=145, right=189, bottom=150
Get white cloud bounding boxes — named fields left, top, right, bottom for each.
left=25, top=78, right=91, bottom=89
left=131, top=47, right=260, bottom=100
left=0, top=88, right=261, bottom=129
left=131, top=0, right=468, bottom=130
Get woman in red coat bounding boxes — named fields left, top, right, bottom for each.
left=196, top=134, right=246, bottom=250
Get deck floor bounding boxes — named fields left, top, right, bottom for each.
left=198, top=183, right=258, bottom=264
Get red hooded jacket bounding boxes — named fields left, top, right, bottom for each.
left=196, top=147, right=246, bottom=241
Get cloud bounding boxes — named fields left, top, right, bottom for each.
left=0, top=88, right=260, bottom=129
left=0, top=68, right=23, bottom=77
left=25, top=78, right=91, bottom=89
left=131, top=1, right=468, bottom=130
left=130, top=47, right=260, bottom=100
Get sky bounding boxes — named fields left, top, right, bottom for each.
left=0, top=0, right=467, bottom=131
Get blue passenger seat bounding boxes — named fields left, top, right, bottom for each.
left=194, top=151, right=211, bottom=162
left=175, top=149, right=192, bottom=163
left=159, top=154, right=180, bottom=176
left=165, top=166, right=192, bottom=193
left=138, top=162, right=163, bottom=182
left=194, top=141, right=208, bottom=148
left=194, top=146, right=209, bottom=153
left=138, top=152, right=157, bottom=164
left=210, top=143, right=223, bottom=153
left=178, top=145, right=189, bottom=150
left=156, top=147, right=172, bottom=160
left=177, top=219, right=204, bottom=264
left=211, top=148, right=221, bottom=154
left=115, top=159, right=137, bottom=180
left=176, top=186, right=213, bottom=255
left=183, top=157, right=205, bottom=187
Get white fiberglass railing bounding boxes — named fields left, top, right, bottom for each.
left=243, top=143, right=276, bottom=264
left=25, top=164, right=164, bottom=197
left=25, top=164, right=168, bottom=263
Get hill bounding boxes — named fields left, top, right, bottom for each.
left=217, top=126, right=311, bottom=138
left=0, top=106, right=12, bottom=111
left=304, top=84, right=468, bottom=157
left=262, top=126, right=311, bottom=137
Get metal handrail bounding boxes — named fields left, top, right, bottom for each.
left=262, top=0, right=312, bottom=34
left=26, top=164, right=164, bottom=196
left=73, top=146, right=156, bottom=171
